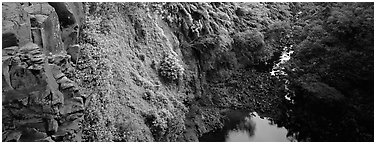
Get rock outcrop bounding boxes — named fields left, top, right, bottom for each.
left=24, top=2, right=64, bottom=54
left=2, top=3, right=31, bottom=48
left=2, top=2, right=84, bottom=142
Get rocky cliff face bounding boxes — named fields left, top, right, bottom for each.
left=2, top=2, right=85, bottom=142
left=3, top=2, right=294, bottom=142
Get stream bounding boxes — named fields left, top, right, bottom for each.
left=199, top=46, right=295, bottom=142
left=270, top=45, right=294, bottom=102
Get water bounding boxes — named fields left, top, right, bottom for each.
left=270, top=45, right=294, bottom=76
left=199, top=111, right=294, bottom=142
left=270, top=45, right=295, bottom=103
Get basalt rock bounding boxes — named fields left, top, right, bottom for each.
left=48, top=2, right=84, bottom=60
left=2, top=3, right=31, bottom=47
left=66, top=44, right=80, bottom=63
left=2, top=2, right=84, bottom=142
left=24, top=3, right=64, bottom=54
left=2, top=43, right=84, bottom=142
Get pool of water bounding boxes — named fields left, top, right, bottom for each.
left=199, top=111, right=294, bottom=142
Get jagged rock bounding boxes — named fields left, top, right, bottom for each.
left=66, top=3, right=84, bottom=26
left=3, top=131, right=22, bottom=142
left=17, top=42, right=45, bottom=70
left=54, top=72, right=65, bottom=80
left=23, top=3, right=55, bottom=15
left=30, top=14, right=48, bottom=27
left=66, top=44, right=80, bottom=62
left=24, top=3, right=64, bottom=54
left=48, top=119, right=59, bottom=134
left=2, top=46, right=19, bottom=56
left=3, top=2, right=85, bottom=141
left=2, top=3, right=31, bottom=47
left=48, top=2, right=84, bottom=50
left=60, top=97, right=84, bottom=115
left=48, top=2, right=77, bottom=28
left=60, top=82, right=75, bottom=90
left=2, top=42, right=84, bottom=142
left=49, top=54, right=71, bottom=65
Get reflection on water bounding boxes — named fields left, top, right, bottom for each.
left=226, top=112, right=290, bottom=142
left=199, top=111, right=294, bottom=142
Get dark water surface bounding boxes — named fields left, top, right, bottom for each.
left=199, top=111, right=294, bottom=142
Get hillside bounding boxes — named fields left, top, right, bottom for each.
left=2, top=2, right=374, bottom=142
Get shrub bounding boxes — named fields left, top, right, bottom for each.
left=158, top=53, right=184, bottom=82
left=233, top=30, right=265, bottom=53
left=233, top=30, right=267, bottom=66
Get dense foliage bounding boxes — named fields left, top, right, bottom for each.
left=280, top=2, right=374, bottom=141
left=74, top=2, right=373, bottom=142
left=158, top=53, right=184, bottom=82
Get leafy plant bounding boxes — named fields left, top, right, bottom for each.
left=158, top=53, right=184, bottom=82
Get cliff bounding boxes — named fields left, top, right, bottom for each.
left=2, top=2, right=84, bottom=141
left=2, top=2, right=373, bottom=142
left=2, top=2, right=290, bottom=142
left=76, top=2, right=293, bottom=141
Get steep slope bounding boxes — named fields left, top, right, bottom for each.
left=75, top=2, right=292, bottom=141
left=4, top=2, right=371, bottom=142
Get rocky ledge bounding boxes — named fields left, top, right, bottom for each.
left=2, top=2, right=85, bottom=142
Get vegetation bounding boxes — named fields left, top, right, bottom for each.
left=233, top=30, right=267, bottom=66
left=66, top=2, right=375, bottom=142
left=158, top=53, right=184, bottom=82
left=278, top=2, right=374, bottom=141
left=76, top=2, right=188, bottom=142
